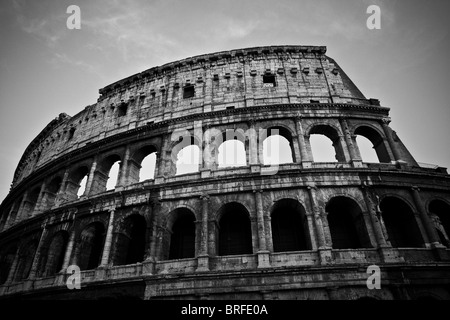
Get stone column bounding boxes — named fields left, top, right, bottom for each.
left=322, top=211, right=332, bottom=247
left=85, top=157, right=98, bottom=196
left=5, top=248, right=20, bottom=284
left=55, top=168, right=70, bottom=206
left=197, top=194, right=210, bottom=272
left=147, top=200, right=161, bottom=262
left=339, top=118, right=362, bottom=167
left=117, top=145, right=131, bottom=188
left=264, top=215, right=274, bottom=253
left=28, top=222, right=49, bottom=279
left=61, top=229, right=76, bottom=271
left=208, top=220, right=217, bottom=257
left=32, top=182, right=47, bottom=216
left=254, top=190, right=267, bottom=251
left=411, top=187, right=441, bottom=247
left=307, top=186, right=332, bottom=264
left=381, top=118, right=401, bottom=162
left=254, top=189, right=271, bottom=268
left=100, top=209, right=115, bottom=267
left=249, top=120, right=259, bottom=166
left=305, top=212, right=318, bottom=250
left=295, top=115, right=312, bottom=168
left=361, top=187, right=388, bottom=248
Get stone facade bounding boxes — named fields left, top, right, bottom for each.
left=0, top=45, right=449, bottom=300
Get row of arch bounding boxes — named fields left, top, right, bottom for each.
left=1, top=196, right=449, bottom=285
left=0, top=121, right=395, bottom=230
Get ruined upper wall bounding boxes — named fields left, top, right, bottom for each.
left=11, top=45, right=375, bottom=189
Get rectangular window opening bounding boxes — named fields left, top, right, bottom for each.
left=183, top=85, right=195, bottom=99
left=263, top=74, right=276, bottom=87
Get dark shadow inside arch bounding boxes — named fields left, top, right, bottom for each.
left=114, top=214, right=147, bottom=266
left=42, top=231, right=69, bottom=277
left=78, top=222, right=106, bottom=271
left=168, top=208, right=196, bottom=260
left=218, top=202, right=253, bottom=256
left=271, top=199, right=310, bottom=252
left=326, top=197, right=372, bottom=249
left=44, top=176, right=63, bottom=210
left=15, top=241, right=38, bottom=281
left=0, top=245, right=17, bottom=285
left=380, top=197, right=424, bottom=248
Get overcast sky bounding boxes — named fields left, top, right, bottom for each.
left=0, top=0, right=449, bottom=202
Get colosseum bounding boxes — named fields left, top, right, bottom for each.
left=0, top=45, right=449, bottom=300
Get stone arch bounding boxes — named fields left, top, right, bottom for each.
left=270, top=198, right=311, bottom=252
left=76, top=222, right=106, bottom=270
left=97, top=154, right=122, bottom=192
left=307, top=124, right=346, bottom=162
left=217, top=202, right=253, bottom=256
left=326, top=196, right=372, bottom=249
left=0, top=244, right=18, bottom=285
left=42, top=176, right=63, bottom=210
left=428, top=199, right=450, bottom=247
left=216, top=129, right=247, bottom=168
left=113, top=214, right=147, bottom=266
left=171, top=135, right=202, bottom=176
left=40, top=230, right=69, bottom=277
left=20, top=186, right=41, bottom=220
left=161, top=208, right=196, bottom=260
left=260, top=126, right=295, bottom=164
left=354, top=125, right=390, bottom=163
left=66, top=165, right=90, bottom=200
left=14, top=240, right=38, bottom=281
left=128, top=145, right=158, bottom=183
left=380, top=196, right=424, bottom=248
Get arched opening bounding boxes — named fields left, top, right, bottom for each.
left=380, top=197, right=424, bottom=248
left=128, top=145, right=158, bottom=183
left=44, top=176, right=63, bottom=209
left=67, top=166, right=90, bottom=200
left=15, top=241, right=38, bottom=281
left=4, top=197, right=22, bottom=227
left=42, top=231, right=69, bottom=277
left=0, top=245, right=17, bottom=285
left=77, top=222, right=106, bottom=271
left=356, top=135, right=379, bottom=163
left=218, top=203, right=252, bottom=256
left=106, top=161, right=120, bottom=191
left=271, top=199, right=310, bottom=252
left=354, top=126, right=390, bottom=163
left=218, top=140, right=246, bottom=168
left=429, top=199, right=450, bottom=247
left=114, top=215, right=147, bottom=265
left=77, top=175, right=88, bottom=198
left=168, top=209, right=196, bottom=260
left=139, top=153, right=157, bottom=181
left=309, top=125, right=345, bottom=163
left=175, top=145, right=200, bottom=175
left=262, top=127, right=294, bottom=165
left=326, top=197, right=372, bottom=249
left=20, top=187, right=41, bottom=219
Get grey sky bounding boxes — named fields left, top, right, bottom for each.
left=0, top=0, right=449, bottom=202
